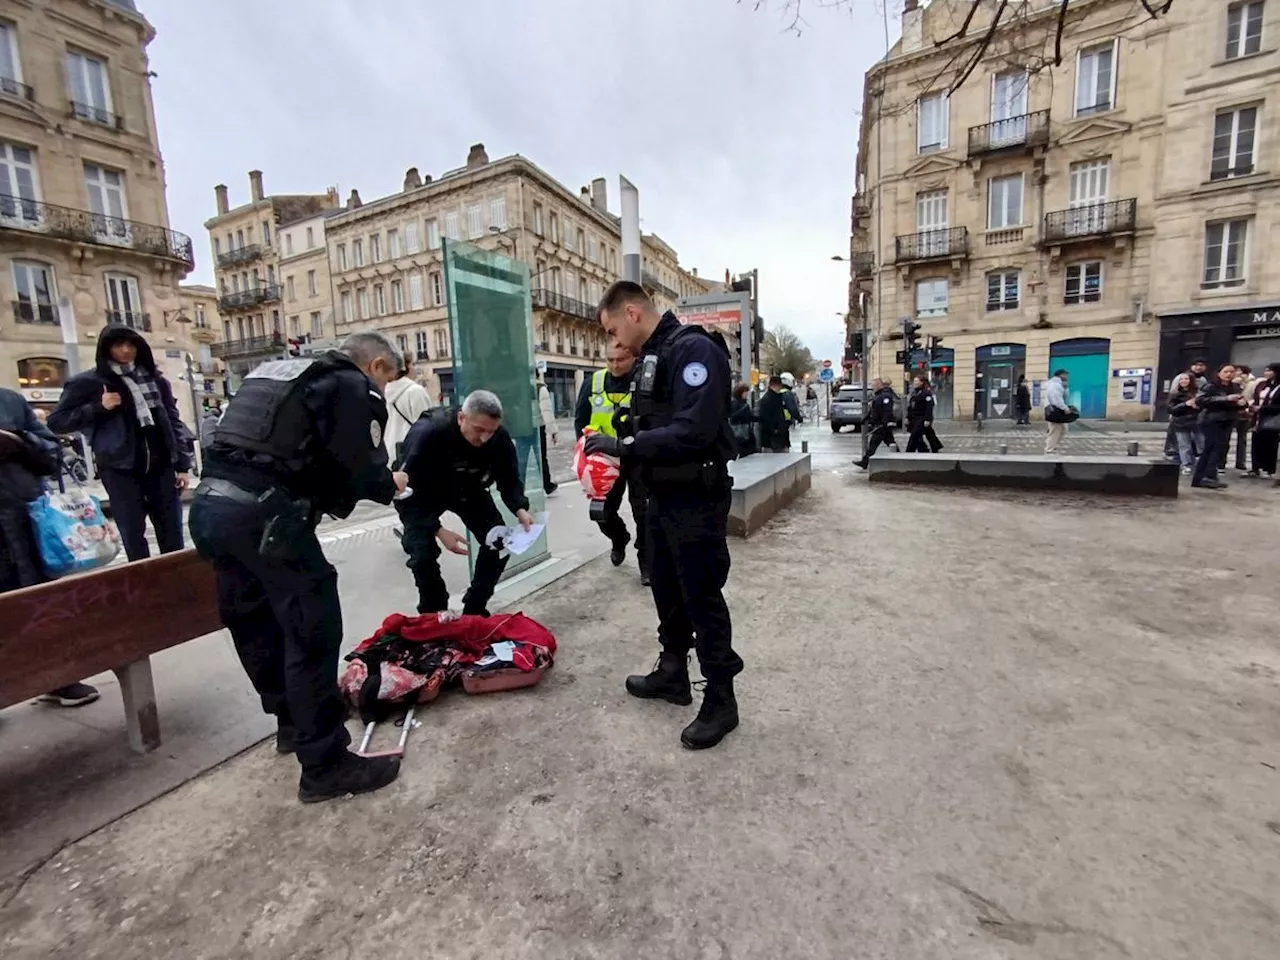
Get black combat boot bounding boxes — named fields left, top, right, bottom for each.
left=680, top=680, right=739, bottom=750
left=276, top=719, right=297, bottom=755
left=298, top=752, right=401, bottom=804
left=638, top=560, right=651, bottom=587
left=610, top=535, right=629, bottom=567
left=625, top=652, right=693, bottom=705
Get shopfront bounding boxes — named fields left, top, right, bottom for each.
left=1048, top=337, right=1111, bottom=419
left=908, top=347, right=955, bottom=420
left=973, top=343, right=1025, bottom=421
left=1155, top=304, right=1280, bottom=419
left=543, top=365, right=581, bottom=418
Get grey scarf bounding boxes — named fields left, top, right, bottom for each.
left=109, top=362, right=156, bottom=428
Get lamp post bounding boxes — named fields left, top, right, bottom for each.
left=831, top=255, right=871, bottom=458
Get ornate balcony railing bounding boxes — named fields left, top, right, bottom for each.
left=531, top=287, right=598, bottom=323
left=217, top=243, right=262, bottom=268
left=968, top=110, right=1051, bottom=156
left=0, top=76, right=34, bottom=101
left=12, top=301, right=58, bottom=326
left=70, top=100, right=123, bottom=130
left=218, top=285, right=282, bottom=312
left=1041, top=199, right=1137, bottom=244
left=210, top=333, right=286, bottom=360
left=106, top=310, right=151, bottom=332
left=894, top=226, right=969, bottom=263
left=0, top=194, right=195, bottom=269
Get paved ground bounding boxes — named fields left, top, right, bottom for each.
left=2, top=457, right=1277, bottom=958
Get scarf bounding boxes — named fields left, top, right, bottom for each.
left=109, top=362, right=159, bottom=428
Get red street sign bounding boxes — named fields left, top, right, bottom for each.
left=676, top=304, right=743, bottom=326
left=822, top=359, right=833, bottom=368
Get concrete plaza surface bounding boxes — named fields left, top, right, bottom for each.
left=3, top=469, right=1278, bottom=959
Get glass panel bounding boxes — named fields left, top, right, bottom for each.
left=442, top=238, right=549, bottom=578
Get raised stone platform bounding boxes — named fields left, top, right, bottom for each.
left=728, top=452, right=812, bottom=537
left=867, top=453, right=1180, bottom=497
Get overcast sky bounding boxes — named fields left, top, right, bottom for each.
left=145, top=0, right=893, bottom=367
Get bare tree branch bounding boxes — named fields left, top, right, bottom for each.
left=936, top=1, right=981, bottom=47
left=1053, top=0, right=1070, bottom=65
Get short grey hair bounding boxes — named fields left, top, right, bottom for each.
left=339, top=331, right=403, bottom=372
left=461, top=389, right=503, bottom=419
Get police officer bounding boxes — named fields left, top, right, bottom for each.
left=854, top=377, right=900, bottom=468
left=574, top=342, right=651, bottom=584
left=589, top=281, right=743, bottom=750
left=190, top=332, right=409, bottom=804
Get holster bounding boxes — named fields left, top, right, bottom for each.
left=257, top=488, right=315, bottom=561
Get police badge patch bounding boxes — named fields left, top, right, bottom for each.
left=682, top=362, right=708, bottom=387
left=370, top=420, right=382, bottom=447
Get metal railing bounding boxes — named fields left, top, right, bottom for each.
left=210, top=333, right=286, bottom=360
left=642, top=270, right=678, bottom=301
left=0, top=194, right=195, bottom=269
left=69, top=100, right=123, bottom=129
left=217, top=243, right=262, bottom=268
left=968, top=110, right=1050, bottom=155
left=894, top=226, right=968, bottom=263
left=1042, top=199, right=1137, bottom=244
left=106, top=311, right=151, bottom=332
left=852, top=251, right=875, bottom=279
left=531, top=287, right=598, bottom=323
left=12, top=301, right=58, bottom=325
left=0, top=76, right=33, bottom=101
left=218, top=284, right=282, bottom=312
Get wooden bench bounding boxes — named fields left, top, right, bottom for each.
left=0, top=550, right=222, bottom=753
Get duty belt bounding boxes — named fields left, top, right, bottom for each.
left=197, top=477, right=266, bottom=506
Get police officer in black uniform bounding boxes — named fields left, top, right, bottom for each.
left=588, top=281, right=743, bottom=750
left=190, top=332, right=409, bottom=803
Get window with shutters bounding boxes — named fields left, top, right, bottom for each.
left=409, top=272, right=424, bottom=309
left=466, top=205, right=483, bottom=239
left=1211, top=106, right=1257, bottom=180
left=490, top=196, right=508, bottom=231
left=405, top=222, right=421, bottom=254
left=444, top=212, right=460, bottom=240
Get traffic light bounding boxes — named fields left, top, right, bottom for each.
left=927, top=334, right=945, bottom=362
left=902, top=320, right=922, bottom=356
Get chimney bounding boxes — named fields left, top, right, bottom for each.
left=422, top=173, right=433, bottom=185
left=403, top=167, right=423, bottom=191
left=348, top=189, right=362, bottom=209
left=466, top=143, right=489, bottom=168
left=326, top=186, right=339, bottom=208
left=214, top=184, right=229, bottom=215
left=590, top=177, right=608, bottom=214
left=691, top=267, right=698, bottom=278
left=902, top=0, right=923, bottom=54
left=580, top=186, right=591, bottom=203
left=248, top=170, right=264, bottom=203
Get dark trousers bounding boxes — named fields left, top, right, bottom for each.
left=1219, top=421, right=1250, bottom=470
left=648, top=481, right=743, bottom=683
left=1164, top=423, right=1179, bottom=459
left=598, top=470, right=648, bottom=569
left=188, top=491, right=349, bottom=774
left=399, top=495, right=509, bottom=615
left=1193, top=421, right=1231, bottom=485
left=515, top=429, right=555, bottom=492
left=99, top=466, right=183, bottom=562
left=0, top=500, right=46, bottom=591
left=905, top=420, right=942, bottom=453
left=1253, top=429, right=1279, bottom=475
left=865, top=424, right=896, bottom=457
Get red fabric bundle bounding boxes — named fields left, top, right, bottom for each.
left=574, top=430, right=621, bottom=500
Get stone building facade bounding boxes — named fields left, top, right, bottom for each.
left=850, top=0, right=1278, bottom=421
left=276, top=209, right=336, bottom=350
left=177, top=282, right=226, bottom=411
left=0, top=0, right=197, bottom=419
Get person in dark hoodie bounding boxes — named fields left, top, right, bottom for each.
left=48, top=327, right=192, bottom=560
left=756, top=374, right=792, bottom=452
left=0, top=387, right=101, bottom=706
left=1190, top=363, right=1247, bottom=490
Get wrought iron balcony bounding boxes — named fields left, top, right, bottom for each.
left=211, top=332, right=286, bottom=360
left=531, top=287, right=598, bottom=323
left=106, top=311, right=151, bottom=332
left=218, top=285, right=282, bottom=312
left=217, top=243, right=262, bottom=268
left=968, top=110, right=1050, bottom=156
left=0, top=195, right=195, bottom=269
left=0, top=76, right=33, bottom=101
left=1041, top=199, right=1137, bottom=245
left=852, top=251, right=875, bottom=279
left=894, top=226, right=968, bottom=263
left=12, top=301, right=58, bottom=326
left=69, top=100, right=123, bottom=130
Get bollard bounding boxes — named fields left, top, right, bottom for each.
left=976, top=414, right=984, bottom=432
left=1127, top=441, right=1140, bottom=457
left=999, top=443, right=1008, bottom=455
left=801, top=440, right=809, bottom=454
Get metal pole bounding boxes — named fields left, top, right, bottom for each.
left=620, top=176, right=641, bottom=284
left=57, top=294, right=81, bottom=376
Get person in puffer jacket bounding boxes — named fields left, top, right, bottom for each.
left=1165, top=373, right=1202, bottom=474
left=1190, top=363, right=1247, bottom=490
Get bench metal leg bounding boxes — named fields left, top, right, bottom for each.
left=113, top=658, right=160, bottom=753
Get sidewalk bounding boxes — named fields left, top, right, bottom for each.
left=2, top=472, right=1277, bottom=959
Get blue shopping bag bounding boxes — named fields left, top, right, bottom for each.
left=27, top=478, right=121, bottom=578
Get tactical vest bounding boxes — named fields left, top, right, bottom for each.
left=588, top=369, right=630, bottom=438
left=212, top=355, right=339, bottom=470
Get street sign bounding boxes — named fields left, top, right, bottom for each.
left=895, top=349, right=908, bottom=365
left=819, top=367, right=834, bottom=383
left=822, top=359, right=833, bottom=369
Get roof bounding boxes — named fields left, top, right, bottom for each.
left=103, top=0, right=139, bottom=10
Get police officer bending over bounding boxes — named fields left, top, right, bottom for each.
left=191, top=332, right=409, bottom=804
left=590, top=281, right=744, bottom=750
left=574, top=341, right=651, bottom=584
left=396, top=389, right=534, bottom=617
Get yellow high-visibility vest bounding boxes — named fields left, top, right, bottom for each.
left=588, top=369, right=630, bottom=438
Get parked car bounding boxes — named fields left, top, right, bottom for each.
left=829, top=384, right=903, bottom=433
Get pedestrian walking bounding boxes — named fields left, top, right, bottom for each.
left=757, top=375, right=792, bottom=453
left=905, top=374, right=943, bottom=453
left=854, top=378, right=899, bottom=469
left=1014, top=374, right=1032, bottom=425
left=190, top=332, right=409, bottom=803
left=1247, top=363, right=1280, bottom=479
left=592, top=281, right=743, bottom=750
left=396, top=391, right=534, bottom=617
left=1043, top=369, right=1074, bottom=454
left=536, top=376, right=558, bottom=495
left=1219, top=365, right=1257, bottom=473
left=382, top=352, right=432, bottom=466
left=1166, top=373, right=1202, bottom=476
left=48, top=326, right=192, bottom=562
left=0, top=387, right=101, bottom=707
left=1165, top=359, right=1210, bottom=460
left=1191, top=363, right=1247, bottom=490
left=729, top=382, right=757, bottom=458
